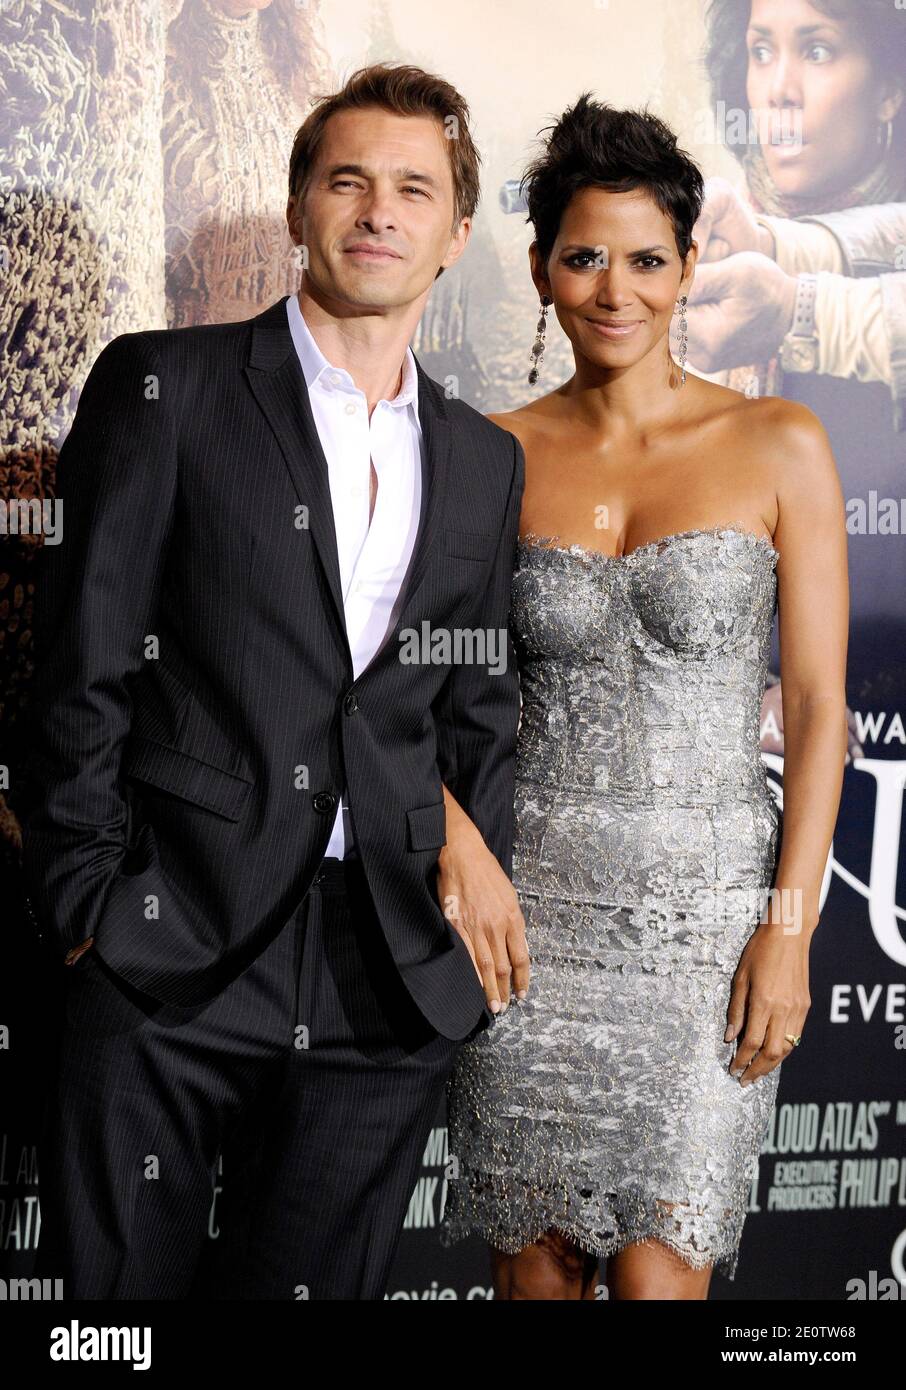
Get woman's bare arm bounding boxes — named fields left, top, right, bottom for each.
left=728, top=399, right=850, bottom=1084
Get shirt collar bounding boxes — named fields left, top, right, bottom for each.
left=286, top=292, right=420, bottom=424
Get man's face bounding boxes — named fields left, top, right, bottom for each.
left=287, top=107, right=470, bottom=315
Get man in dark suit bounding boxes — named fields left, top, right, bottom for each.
left=21, top=62, right=527, bottom=1300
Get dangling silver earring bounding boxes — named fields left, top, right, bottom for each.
left=528, top=295, right=550, bottom=385
left=673, top=293, right=688, bottom=387
left=878, top=118, right=894, bottom=155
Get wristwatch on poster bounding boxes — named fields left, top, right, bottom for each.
left=779, top=272, right=819, bottom=373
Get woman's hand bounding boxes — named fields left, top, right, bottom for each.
left=694, top=176, right=774, bottom=263
left=680, top=251, right=798, bottom=369
left=725, top=899, right=813, bottom=1085
left=437, top=791, right=529, bottom=1015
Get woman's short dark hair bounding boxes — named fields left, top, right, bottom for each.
left=704, top=0, right=906, bottom=169
left=520, top=94, right=705, bottom=267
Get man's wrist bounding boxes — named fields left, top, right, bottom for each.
left=440, top=781, right=487, bottom=849
left=439, top=806, right=486, bottom=860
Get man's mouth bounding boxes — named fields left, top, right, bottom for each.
left=343, top=244, right=402, bottom=260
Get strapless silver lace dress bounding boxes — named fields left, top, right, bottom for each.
left=440, top=525, right=782, bottom=1280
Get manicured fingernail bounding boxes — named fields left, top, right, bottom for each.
left=517, top=990, right=527, bottom=1000
left=490, top=1000, right=500, bottom=1014
left=724, top=1026, right=734, bottom=1041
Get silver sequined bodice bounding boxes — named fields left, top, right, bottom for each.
left=514, top=526, right=776, bottom=802
left=441, top=525, right=783, bottom=1280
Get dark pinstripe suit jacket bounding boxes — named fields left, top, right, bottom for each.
left=20, top=294, right=525, bottom=1040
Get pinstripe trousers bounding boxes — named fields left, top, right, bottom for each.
left=35, top=856, right=467, bottom=1300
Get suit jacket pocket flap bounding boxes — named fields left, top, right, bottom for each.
left=444, top=528, right=497, bottom=562
left=122, top=736, right=253, bottom=822
left=406, top=801, right=447, bottom=851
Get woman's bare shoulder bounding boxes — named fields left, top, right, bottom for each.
left=486, top=395, right=562, bottom=449
left=697, top=387, right=832, bottom=473
left=712, top=387, right=822, bottom=437
left=731, top=394, right=834, bottom=474
left=722, top=395, right=841, bottom=542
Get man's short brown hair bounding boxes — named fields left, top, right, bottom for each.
left=288, top=61, right=481, bottom=230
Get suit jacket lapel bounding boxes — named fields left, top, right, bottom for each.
left=243, top=296, right=450, bottom=675
left=358, top=359, right=452, bottom=676
left=244, top=296, right=347, bottom=642
left=385, top=355, right=450, bottom=622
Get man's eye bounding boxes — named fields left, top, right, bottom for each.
left=401, top=186, right=428, bottom=196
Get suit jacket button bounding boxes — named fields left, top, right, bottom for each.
left=343, top=691, right=358, bottom=715
left=312, top=791, right=337, bottom=814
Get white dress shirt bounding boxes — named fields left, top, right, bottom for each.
left=286, top=293, right=423, bottom=858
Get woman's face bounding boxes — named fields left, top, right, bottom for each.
left=532, top=184, right=693, bottom=378
left=745, top=0, right=901, bottom=199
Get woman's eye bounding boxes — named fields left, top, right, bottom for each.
left=636, top=256, right=665, bottom=270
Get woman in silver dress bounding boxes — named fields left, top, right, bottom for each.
left=437, top=97, right=849, bottom=1299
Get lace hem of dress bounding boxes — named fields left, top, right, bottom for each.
left=439, top=1171, right=744, bottom=1281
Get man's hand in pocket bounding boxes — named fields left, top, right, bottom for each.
left=64, top=936, right=95, bottom=966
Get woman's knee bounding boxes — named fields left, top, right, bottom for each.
left=495, top=1230, right=597, bottom=1299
